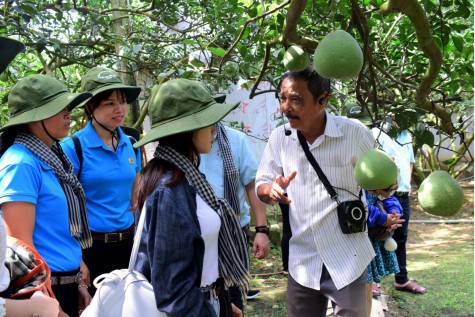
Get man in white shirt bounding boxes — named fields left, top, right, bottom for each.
left=256, top=66, right=376, bottom=317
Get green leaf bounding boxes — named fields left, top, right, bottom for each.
left=238, top=45, right=248, bottom=58
left=452, top=35, right=464, bottom=52
left=442, top=157, right=457, bottom=165
left=420, top=130, right=435, bottom=147
left=20, top=3, right=38, bottom=16
left=182, top=39, right=197, bottom=45
left=208, top=47, right=225, bottom=57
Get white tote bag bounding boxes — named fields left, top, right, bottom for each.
left=82, top=206, right=167, bottom=317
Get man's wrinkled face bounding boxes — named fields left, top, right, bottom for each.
left=279, top=77, right=325, bottom=133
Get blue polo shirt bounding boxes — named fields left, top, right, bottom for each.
left=61, top=123, right=141, bottom=233
left=199, top=126, right=257, bottom=227
left=0, top=144, right=82, bottom=272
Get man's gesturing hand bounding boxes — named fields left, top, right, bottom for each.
left=269, top=171, right=297, bottom=204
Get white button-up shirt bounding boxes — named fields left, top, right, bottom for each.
left=256, top=112, right=376, bottom=290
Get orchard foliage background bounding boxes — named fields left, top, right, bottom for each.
left=1, top=0, right=473, bottom=179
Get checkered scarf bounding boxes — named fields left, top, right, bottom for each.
left=154, top=145, right=250, bottom=291
left=14, top=132, right=92, bottom=249
left=215, top=123, right=240, bottom=216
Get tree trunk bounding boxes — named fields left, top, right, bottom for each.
left=111, top=0, right=140, bottom=128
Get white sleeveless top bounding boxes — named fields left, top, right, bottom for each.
left=196, top=194, right=220, bottom=287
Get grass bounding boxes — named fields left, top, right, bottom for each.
left=246, top=223, right=474, bottom=317
left=382, top=223, right=474, bottom=317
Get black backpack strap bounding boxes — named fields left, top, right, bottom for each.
left=120, top=126, right=140, bottom=157
left=127, top=135, right=138, bottom=157
left=71, top=134, right=83, bottom=179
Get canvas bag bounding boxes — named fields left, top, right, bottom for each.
left=1, top=236, right=55, bottom=299
left=81, top=206, right=166, bottom=317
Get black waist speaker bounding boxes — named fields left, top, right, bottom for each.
left=337, top=200, right=367, bottom=234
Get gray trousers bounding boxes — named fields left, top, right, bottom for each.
left=286, top=265, right=368, bottom=317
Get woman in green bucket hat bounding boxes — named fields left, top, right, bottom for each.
left=133, top=78, right=249, bottom=317
left=0, top=74, right=93, bottom=317
left=60, top=67, right=142, bottom=299
left=0, top=38, right=64, bottom=317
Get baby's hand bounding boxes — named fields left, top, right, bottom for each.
left=385, top=211, right=405, bottom=231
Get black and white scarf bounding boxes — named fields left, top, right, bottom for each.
left=154, top=145, right=250, bottom=291
left=14, top=132, right=92, bottom=249
left=215, top=123, right=241, bottom=217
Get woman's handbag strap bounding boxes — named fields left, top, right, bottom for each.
left=128, top=205, right=146, bottom=271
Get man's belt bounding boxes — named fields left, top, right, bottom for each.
left=394, top=191, right=409, bottom=196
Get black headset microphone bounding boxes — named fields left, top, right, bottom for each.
left=282, top=97, right=326, bottom=137
left=284, top=124, right=292, bottom=136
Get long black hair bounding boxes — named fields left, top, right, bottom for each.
left=136, top=131, right=199, bottom=212
left=0, top=125, right=26, bottom=157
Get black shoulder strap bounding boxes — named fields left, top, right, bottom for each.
left=120, top=126, right=140, bottom=157
left=296, top=130, right=340, bottom=202
left=71, top=134, right=83, bottom=179
left=71, top=133, right=136, bottom=179
left=127, top=135, right=138, bottom=156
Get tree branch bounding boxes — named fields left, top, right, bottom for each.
left=282, top=0, right=318, bottom=49
left=380, top=0, right=452, bottom=134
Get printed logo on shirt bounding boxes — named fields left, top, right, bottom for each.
left=128, top=157, right=135, bottom=164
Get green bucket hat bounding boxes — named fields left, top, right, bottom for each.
left=0, top=74, right=92, bottom=132
left=134, top=78, right=239, bottom=148
left=344, top=102, right=373, bottom=126
left=0, top=37, right=25, bottom=74
left=81, top=67, right=141, bottom=104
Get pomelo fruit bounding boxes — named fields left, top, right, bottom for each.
left=313, top=30, right=363, bottom=81
left=354, top=149, right=398, bottom=190
left=283, top=45, right=309, bottom=72
left=417, top=171, right=464, bottom=217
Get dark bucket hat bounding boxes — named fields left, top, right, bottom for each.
left=134, top=79, right=239, bottom=148
left=0, top=75, right=92, bottom=132
left=0, top=37, right=25, bottom=74
left=81, top=67, right=141, bottom=104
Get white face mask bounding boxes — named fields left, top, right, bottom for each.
left=378, top=190, right=396, bottom=201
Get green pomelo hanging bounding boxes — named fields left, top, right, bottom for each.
left=283, top=45, right=309, bottom=72
left=313, top=30, right=363, bottom=81
left=354, top=149, right=398, bottom=190
left=418, top=171, right=465, bottom=217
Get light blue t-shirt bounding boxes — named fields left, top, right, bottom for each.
left=61, top=123, right=141, bottom=233
left=199, top=126, right=258, bottom=227
left=372, top=128, right=415, bottom=192
left=0, top=144, right=82, bottom=272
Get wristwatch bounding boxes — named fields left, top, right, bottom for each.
left=255, top=225, right=270, bottom=235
